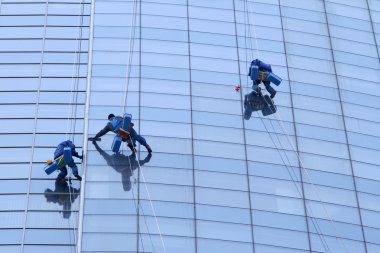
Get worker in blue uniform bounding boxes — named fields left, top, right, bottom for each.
left=244, top=59, right=281, bottom=119
left=47, top=140, right=83, bottom=184
left=249, top=58, right=277, bottom=99
left=91, top=114, right=152, bottom=153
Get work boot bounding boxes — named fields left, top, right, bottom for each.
left=74, top=174, right=82, bottom=181
left=144, top=144, right=152, bottom=153
left=270, top=91, right=276, bottom=99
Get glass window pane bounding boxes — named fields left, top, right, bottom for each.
left=252, top=210, right=307, bottom=231
left=0, top=195, right=27, bottom=210
left=197, top=220, right=252, bottom=242
left=306, top=200, right=360, bottom=224
left=198, top=238, right=252, bottom=253
left=139, top=235, right=195, bottom=253
left=308, top=218, right=363, bottom=241
left=310, top=233, right=366, bottom=253
left=84, top=215, right=136, bottom=232
left=142, top=15, right=187, bottom=30
left=139, top=184, right=193, bottom=203
left=24, top=245, right=75, bottom=253
left=197, top=187, right=249, bottom=208
left=252, top=193, right=305, bottom=215
left=196, top=170, right=247, bottom=191
left=0, top=229, right=23, bottom=244
left=251, top=177, right=302, bottom=198
left=140, top=200, right=194, bottom=219
left=197, top=204, right=250, bottom=224
left=195, top=155, right=246, bottom=174
left=194, top=140, right=245, bottom=159
left=26, top=211, right=78, bottom=228
left=142, top=2, right=187, bottom=17
left=254, top=226, right=309, bottom=250
left=140, top=217, right=194, bottom=237
left=82, top=233, right=136, bottom=251
left=24, top=229, right=76, bottom=244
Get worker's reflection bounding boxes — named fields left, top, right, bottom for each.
left=93, top=141, right=152, bottom=191
left=44, top=180, right=80, bottom=219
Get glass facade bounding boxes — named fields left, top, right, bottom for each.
left=1, top=0, right=380, bottom=252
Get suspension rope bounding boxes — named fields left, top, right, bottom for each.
left=125, top=153, right=156, bottom=253
left=257, top=113, right=331, bottom=253
left=117, top=0, right=167, bottom=252
left=125, top=153, right=146, bottom=253
left=121, top=0, right=139, bottom=118
left=128, top=137, right=167, bottom=253
left=241, top=2, right=351, bottom=252
left=22, top=0, right=49, bottom=251
left=273, top=111, right=351, bottom=253
left=259, top=96, right=350, bottom=252
left=64, top=1, right=87, bottom=252
left=118, top=0, right=145, bottom=248
left=66, top=3, right=85, bottom=143
left=245, top=0, right=259, bottom=60
left=67, top=180, right=78, bottom=253
left=243, top=0, right=251, bottom=92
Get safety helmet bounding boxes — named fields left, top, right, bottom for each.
left=46, top=159, right=53, bottom=165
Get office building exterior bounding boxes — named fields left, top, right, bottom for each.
left=1, top=0, right=380, bottom=252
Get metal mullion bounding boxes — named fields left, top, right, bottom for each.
left=185, top=0, right=197, bottom=252
left=76, top=0, right=95, bottom=249
left=322, top=0, right=368, bottom=252
left=365, top=0, right=380, bottom=62
left=232, top=0, right=255, bottom=252
left=278, top=0, right=313, bottom=252
left=20, top=0, right=50, bottom=251
left=137, top=0, right=142, bottom=251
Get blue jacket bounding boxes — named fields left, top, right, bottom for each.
left=54, top=140, right=80, bottom=160
left=94, top=116, right=124, bottom=138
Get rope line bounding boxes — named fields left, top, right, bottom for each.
left=241, top=1, right=352, bottom=252
left=128, top=136, right=167, bottom=253
left=117, top=0, right=150, bottom=250
left=125, top=153, right=156, bottom=253
left=21, top=0, right=49, bottom=251
left=245, top=0, right=259, bottom=60
left=118, top=0, right=148, bottom=250
left=121, top=0, right=139, bottom=118
left=67, top=3, right=85, bottom=143
left=256, top=113, right=331, bottom=253
left=117, top=0, right=167, bottom=252
left=273, top=111, right=351, bottom=253
left=64, top=1, right=87, bottom=251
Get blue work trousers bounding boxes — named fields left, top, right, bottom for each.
left=128, top=128, right=147, bottom=146
left=58, top=159, right=79, bottom=179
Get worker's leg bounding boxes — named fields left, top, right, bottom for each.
left=264, top=81, right=276, bottom=99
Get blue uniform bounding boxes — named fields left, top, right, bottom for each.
left=94, top=115, right=152, bottom=153
left=249, top=59, right=276, bottom=98
left=54, top=140, right=82, bottom=181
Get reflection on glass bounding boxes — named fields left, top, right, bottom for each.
left=44, top=180, right=80, bottom=219
left=93, top=141, right=152, bottom=191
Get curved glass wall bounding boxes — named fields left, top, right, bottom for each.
left=1, top=0, right=380, bottom=252
left=0, top=0, right=90, bottom=251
